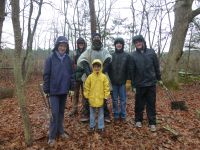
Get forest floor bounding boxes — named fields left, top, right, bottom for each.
left=0, top=72, right=200, bottom=150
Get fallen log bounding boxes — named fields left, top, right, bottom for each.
left=0, top=88, right=14, bottom=99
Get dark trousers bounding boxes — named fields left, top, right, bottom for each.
left=135, top=86, right=156, bottom=125
left=49, top=94, right=67, bottom=139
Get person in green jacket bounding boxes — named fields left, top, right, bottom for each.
left=69, top=37, right=87, bottom=117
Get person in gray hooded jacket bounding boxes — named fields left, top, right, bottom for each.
left=130, top=35, right=161, bottom=132
left=77, top=33, right=112, bottom=123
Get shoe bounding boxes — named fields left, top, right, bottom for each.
left=105, top=116, right=111, bottom=123
left=98, top=128, right=104, bottom=133
left=89, top=127, right=95, bottom=133
left=121, top=118, right=126, bottom=123
left=48, top=139, right=55, bottom=147
left=60, top=133, right=69, bottom=139
left=114, top=118, right=119, bottom=124
left=80, top=114, right=89, bottom=122
left=69, top=110, right=78, bottom=117
left=135, top=122, right=142, bottom=128
left=149, top=125, right=156, bottom=132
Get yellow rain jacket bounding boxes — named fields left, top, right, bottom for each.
left=84, top=59, right=110, bottom=107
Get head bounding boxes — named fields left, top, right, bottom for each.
left=114, top=37, right=125, bottom=52
left=92, top=33, right=102, bottom=51
left=54, top=36, right=69, bottom=54
left=132, top=35, right=146, bottom=51
left=92, top=59, right=102, bottom=74
left=77, top=37, right=86, bottom=52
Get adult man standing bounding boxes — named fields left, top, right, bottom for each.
left=77, top=33, right=112, bottom=123
left=130, top=35, right=162, bottom=132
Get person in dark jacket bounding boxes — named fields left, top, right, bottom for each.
left=108, top=37, right=130, bottom=123
left=77, top=33, right=112, bottom=123
left=130, top=35, right=161, bottom=132
left=43, top=36, right=74, bottom=146
left=69, top=37, right=86, bottom=117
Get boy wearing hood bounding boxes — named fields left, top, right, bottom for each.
left=43, top=36, right=74, bottom=146
left=69, top=37, right=87, bottom=117
left=77, top=33, right=112, bottom=122
left=130, top=35, right=162, bottom=132
left=108, top=37, right=130, bottom=123
left=84, top=59, right=110, bottom=132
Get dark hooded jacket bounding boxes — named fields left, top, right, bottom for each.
left=43, top=36, right=74, bottom=95
left=130, top=35, right=161, bottom=87
left=75, top=37, right=86, bottom=81
left=108, top=37, right=130, bottom=85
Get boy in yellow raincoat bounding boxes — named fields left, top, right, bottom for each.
left=84, top=59, right=110, bottom=132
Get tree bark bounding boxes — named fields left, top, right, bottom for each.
left=0, top=0, right=6, bottom=51
left=163, top=0, right=200, bottom=87
left=11, top=0, right=32, bottom=146
left=22, top=0, right=43, bottom=82
left=88, top=0, right=96, bottom=35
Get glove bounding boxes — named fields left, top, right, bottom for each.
left=158, top=80, right=163, bottom=86
left=45, top=93, right=49, bottom=98
left=69, top=91, right=74, bottom=96
left=133, top=88, right=136, bottom=93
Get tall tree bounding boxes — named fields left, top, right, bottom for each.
left=22, top=0, right=43, bottom=81
left=11, top=0, right=32, bottom=146
left=0, top=0, right=6, bottom=51
left=163, top=0, right=200, bottom=87
left=88, top=0, right=96, bottom=35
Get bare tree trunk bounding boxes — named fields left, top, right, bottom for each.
left=0, top=0, right=6, bottom=51
left=162, top=0, right=200, bottom=87
left=11, top=0, right=32, bottom=146
left=88, top=0, right=96, bottom=35
left=22, top=0, right=43, bottom=82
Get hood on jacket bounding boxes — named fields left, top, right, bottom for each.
left=91, top=33, right=102, bottom=51
left=132, top=35, right=147, bottom=51
left=53, top=36, right=69, bottom=53
left=77, top=37, right=86, bottom=51
left=114, top=37, right=124, bottom=53
left=92, top=59, right=102, bottom=73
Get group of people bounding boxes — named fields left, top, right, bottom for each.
left=43, top=33, right=162, bottom=146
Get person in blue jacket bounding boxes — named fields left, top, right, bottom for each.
left=43, top=36, right=74, bottom=146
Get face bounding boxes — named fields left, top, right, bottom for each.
left=93, top=36, right=101, bottom=41
left=115, top=42, right=123, bottom=50
left=93, top=64, right=101, bottom=73
left=134, top=40, right=143, bottom=49
left=58, top=43, right=68, bottom=54
left=78, top=43, right=85, bottom=49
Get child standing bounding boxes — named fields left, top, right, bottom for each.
left=84, top=59, right=110, bottom=132
left=43, top=36, right=74, bottom=146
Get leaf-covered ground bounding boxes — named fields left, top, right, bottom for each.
left=0, top=73, right=200, bottom=150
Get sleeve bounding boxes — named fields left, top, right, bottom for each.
left=84, top=76, right=91, bottom=99
left=153, top=51, right=161, bottom=81
left=103, top=57, right=111, bottom=73
left=103, top=76, right=110, bottom=99
left=129, top=54, right=136, bottom=87
left=43, top=57, right=51, bottom=94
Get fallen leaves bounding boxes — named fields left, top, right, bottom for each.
left=0, top=74, right=200, bottom=149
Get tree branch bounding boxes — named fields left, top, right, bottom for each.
left=190, top=7, right=200, bottom=21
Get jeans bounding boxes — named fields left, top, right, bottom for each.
left=49, top=94, right=67, bottom=139
left=111, top=84, right=127, bottom=119
left=135, top=86, right=156, bottom=125
left=89, top=107, right=104, bottom=129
